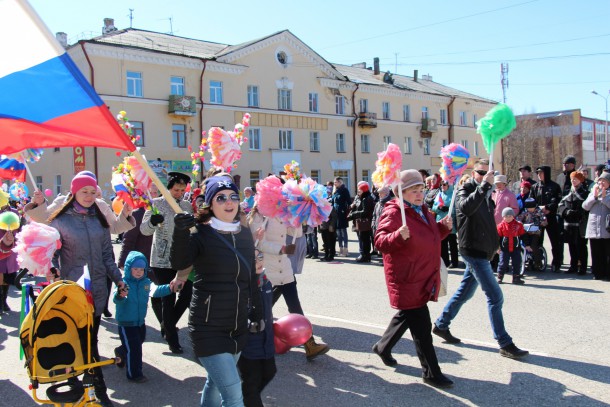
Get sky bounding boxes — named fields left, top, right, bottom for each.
left=29, top=0, right=610, bottom=120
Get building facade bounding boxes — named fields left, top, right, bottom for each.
left=28, top=22, right=496, bottom=199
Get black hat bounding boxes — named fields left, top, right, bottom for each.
left=167, top=172, right=191, bottom=188
left=524, top=198, right=537, bottom=209
left=518, top=165, right=532, bottom=172
left=563, top=155, right=576, bottom=165
left=535, top=166, right=545, bottom=173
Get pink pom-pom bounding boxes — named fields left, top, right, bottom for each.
left=372, top=143, right=402, bottom=188
left=14, top=223, right=62, bottom=276
left=44, top=189, right=52, bottom=197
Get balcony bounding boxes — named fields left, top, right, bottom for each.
left=168, top=95, right=197, bottom=117
left=420, top=118, right=438, bottom=138
left=358, top=112, right=377, bottom=128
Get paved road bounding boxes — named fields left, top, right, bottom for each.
left=1, top=231, right=609, bottom=406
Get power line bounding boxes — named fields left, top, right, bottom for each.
left=319, top=0, right=540, bottom=50
left=382, top=51, right=610, bottom=66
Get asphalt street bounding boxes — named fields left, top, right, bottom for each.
left=1, top=230, right=609, bottom=407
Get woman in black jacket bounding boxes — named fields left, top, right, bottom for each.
left=171, top=176, right=262, bottom=407
left=558, top=171, right=589, bottom=274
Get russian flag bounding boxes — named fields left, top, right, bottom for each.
left=77, top=265, right=94, bottom=305
left=0, top=156, right=26, bottom=182
left=0, top=0, right=135, bottom=155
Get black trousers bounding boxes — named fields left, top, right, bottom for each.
left=376, top=305, right=442, bottom=378
left=320, top=230, right=336, bottom=259
left=565, top=228, right=588, bottom=271
left=357, top=230, right=372, bottom=257
left=271, top=280, right=304, bottom=315
left=237, top=356, right=277, bottom=407
left=590, top=238, right=610, bottom=280
left=152, top=267, right=192, bottom=347
left=441, top=234, right=459, bottom=267
left=541, top=215, right=564, bottom=267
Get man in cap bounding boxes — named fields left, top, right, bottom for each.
left=556, top=155, right=577, bottom=197
left=141, top=171, right=193, bottom=354
left=531, top=166, right=563, bottom=273
left=510, top=165, right=536, bottom=196
left=433, top=159, right=529, bottom=359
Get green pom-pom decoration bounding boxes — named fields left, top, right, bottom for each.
left=0, top=211, right=20, bottom=231
left=476, top=103, right=516, bottom=154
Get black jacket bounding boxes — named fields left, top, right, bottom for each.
left=531, top=166, right=562, bottom=214
left=558, top=184, right=589, bottom=238
left=332, top=185, right=351, bottom=229
left=171, top=223, right=261, bottom=358
left=348, top=191, right=375, bottom=231
left=455, top=178, right=499, bottom=260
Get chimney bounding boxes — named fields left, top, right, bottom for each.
left=414, top=69, right=418, bottom=82
left=102, top=18, right=117, bottom=35
left=56, top=32, right=68, bottom=48
left=374, top=57, right=380, bottom=75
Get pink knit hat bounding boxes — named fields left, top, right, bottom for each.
left=70, top=175, right=97, bottom=195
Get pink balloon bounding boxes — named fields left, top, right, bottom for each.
left=44, top=189, right=52, bottom=197
left=273, top=334, right=291, bottom=354
left=273, top=314, right=313, bottom=347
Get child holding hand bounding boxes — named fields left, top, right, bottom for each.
left=113, top=251, right=173, bottom=383
left=496, top=207, right=526, bottom=285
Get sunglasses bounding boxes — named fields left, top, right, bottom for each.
left=474, top=170, right=487, bottom=176
left=215, top=193, right=240, bottom=204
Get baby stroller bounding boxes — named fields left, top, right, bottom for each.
left=520, top=224, right=548, bottom=274
left=19, top=280, right=116, bottom=406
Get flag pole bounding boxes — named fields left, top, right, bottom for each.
left=22, top=159, right=39, bottom=192
left=131, top=150, right=183, bottom=214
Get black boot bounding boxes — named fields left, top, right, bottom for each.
left=1, top=285, right=10, bottom=312
left=91, top=375, right=114, bottom=407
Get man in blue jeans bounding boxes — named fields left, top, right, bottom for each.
left=433, top=159, right=529, bottom=359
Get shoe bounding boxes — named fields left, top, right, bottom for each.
left=552, top=265, right=561, bottom=273
left=304, top=337, right=330, bottom=361
left=372, top=343, right=397, bottom=367
left=499, top=343, right=529, bottom=359
left=95, top=392, right=114, bottom=407
left=169, top=344, right=184, bottom=354
left=577, top=270, right=587, bottom=276
left=305, top=253, right=312, bottom=259
left=565, top=267, right=576, bottom=274
left=128, top=375, right=148, bottom=383
left=432, top=325, right=461, bottom=344
left=423, top=373, right=454, bottom=388
left=512, top=276, right=525, bottom=285
left=497, top=274, right=504, bottom=284
left=103, top=308, right=113, bottom=318
left=371, top=250, right=379, bottom=256
left=319, top=257, right=328, bottom=262
left=114, top=347, right=125, bottom=368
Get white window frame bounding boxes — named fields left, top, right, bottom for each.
left=461, top=139, right=469, bottom=150
left=361, top=134, right=370, bottom=153
left=335, top=95, right=345, bottom=115
left=278, top=89, right=292, bottom=110
left=404, top=136, right=412, bottom=154
left=55, top=174, right=62, bottom=195
left=459, top=111, right=467, bottom=126
left=421, top=106, right=429, bottom=119
left=308, top=93, right=318, bottom=113
left=310, top=131, right=320, bottom=152
left=403, top=105, right=411, bottom=122
left=383, top=135, right=391, bottom=150
left=250, top=170, right=262, bottom=189
left=474, top=141, right=479, bottom=156
left=360, top=99, right=368, bottom=113
left=170, top=76, right=184, bottom=96
left=440, top=109, right=447, bottom=125
left=310, top=169, right=320, bottom=184
left=362, top=170, right=370, bottom=185
left=35, top=175, right=43, bottom=191
left=473, top=114, right=478, bottom=128
left=382, top=102, right=390, bottom=119
left=336, top=133, right=346, bottom=153
left=210, top=80, right=223, bottom=104
left=441, top=138, right=448, bottom=147
left=247, top=85, right=259, bottom=107
left=423, top=138, right=431, bottom=155
left=131, top=121, right=144, bottom=147
left=172, top=124, right=187, bottom=148
left=279, top=129, right=293, bottom=150
left=127, top=71, right=142, bottom=97
left=249, top=128, right=261, bottom=151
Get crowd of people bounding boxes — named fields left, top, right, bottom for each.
left=1, top=154, right=609, bottom=405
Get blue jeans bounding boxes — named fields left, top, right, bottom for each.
left=198, top=353, right=243, bottom=407
left=306, top=230, right=318, bottom=256
left=336, top=228, right=348, bottom=248
left=435, top=254, right=513, bottom=348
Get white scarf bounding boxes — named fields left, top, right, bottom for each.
left=210, top=216, right=240, bottom=232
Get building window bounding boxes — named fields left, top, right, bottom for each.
left=596, top=123, right=606, bottom=150
left=440, top=109, right=447, bottom=125
left=131, top=121, right=144, bottom=147
left=404, top=136, right=412, bottom=154
left=210, top=81, right=223, bottom=104
left=250, top=170, right=262, bottom=189
left=383, top=136, right=391, bottom=150
left=403, top=105, right=411, bottom=122
left=382, top=102, right=390, bottom=120
left=361, top=134, right=370, bottom=153
left=362, top=170, right=370, bottom=184
left=336, top=133, right=346, bottom=153
left=309, top=93, right=318, bottom=113
left=279, top=130, right=293, bottom=150
left=335, top=95, right=345, bottom=115
left=278, top=89, right=292, bottom=110
left=459, top=111, right=467, bottom=126
left=35, top=175, right=43, bottom=191
left=310, top=131, right=320, bottom=152
left=473, top=114, right=478, bottom=127
left=582, top=121, right=594, bottom=141
left=310, top=170, right=320, bottom=184
left=360, top=99, right=368, bottom=113
left=247, top=85, right=259, bottom=107
left=170, top=76, right=184, bottom=96
left=423, top=138, right=431, bottom=155
left=461, top=139, right=469, bottom=150
left=249, top=128, right=261, bottom=150
left=172, top=124, right=187, bottom=148
left=54, top=147, right=60, bottom=152
left=55, top=175, right=62, bottom=195
left=474, top=141, right=479, bottom=156
left=422, top=106, right=429, bottom=119
left=334, top=170, right=350, bottom=191
left=441, top=138, right=448, bottom=147
left=127, top=71, right=142, bottom=97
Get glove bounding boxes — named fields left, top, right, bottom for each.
left=284, top=244, right=296, bottom=255
left=174, top=213, right=195, bottom=231
left=438, top=205, right=449, bottom=212
left=248, top=319, right=266, bottom=333
left=150, top=213, right=164, bottom=226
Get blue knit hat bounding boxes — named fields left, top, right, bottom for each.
left=204, top=176, right=239, bottom=206
left=131, top=258, right=147, bottom=269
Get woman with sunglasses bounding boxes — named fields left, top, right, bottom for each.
left=170, top=176, right=263, bottom=407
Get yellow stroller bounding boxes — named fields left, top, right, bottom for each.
left=20, top=280, right=116, bottom=406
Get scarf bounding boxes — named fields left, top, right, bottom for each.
left=210, top=216, right=240, bottom=232
left=404, top=200, right=429, bottom=224
left=73, top=201, right=95, bottom=215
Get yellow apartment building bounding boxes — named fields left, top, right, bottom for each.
left=28, top=21, right=497, bottom=199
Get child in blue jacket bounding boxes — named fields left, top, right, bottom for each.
left=113, top=250, right=172, bottom=383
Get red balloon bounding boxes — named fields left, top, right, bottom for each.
left=273, top=333, right=291, bottom=354
left=273, top=314, right=312, bottom=347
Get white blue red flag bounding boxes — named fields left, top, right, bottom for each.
left=76, top=265, right=94, bottom=305
left=0, top=156, right=26, bottom=181
left=0, top=0, right=135, bottom=155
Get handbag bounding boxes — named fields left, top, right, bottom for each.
left=439, top=259, right=448, bottom=297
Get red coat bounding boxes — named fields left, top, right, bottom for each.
left=496, top=219, right=525, bottom=253
left=374, top=199, right=450, bottom=310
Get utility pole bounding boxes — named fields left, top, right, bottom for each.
left=128, top=9, right=134, bottom=28
left=501, top=63, right=509, bottom=104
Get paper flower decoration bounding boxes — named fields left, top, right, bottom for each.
left=112, top=156, right=154, bottom=211
left=14, top=222, right=62, bottom=277
left=254, top=175, right=287, bottom=218
left=116, top=110, right=140, bottom=145
left=439, top=143, right=470, bottom=184
left=476, top=103, right=516, bottom=154
left=0, top=211, right=20, bottom=230
left=282, top=160, right=302, bottom=182
left=372, top=143, right=402, bottom=188
left=280, top=178, right=331, bottom=228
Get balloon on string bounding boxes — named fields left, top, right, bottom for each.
left=44, top=189, right=52, bottom=197
left=112, top=197, right=124, bottom=215
left=273, top=334, right=291, bottom=355
left=9, top=182, right=29, bottom=201
left=273, top=313, right=313, bottom=347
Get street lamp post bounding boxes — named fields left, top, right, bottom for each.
left=592, top=90, right=609, bottom=163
